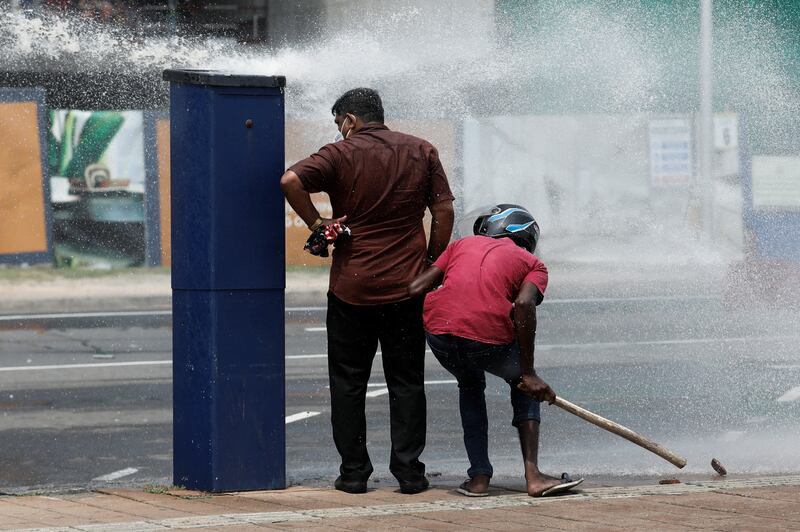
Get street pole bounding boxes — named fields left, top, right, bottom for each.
left=699, top=0, right=714, bottom=238
left=168, top=0, right=178, bottom=37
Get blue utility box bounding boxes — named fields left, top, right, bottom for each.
left=163, top=69, right=286, bottom=492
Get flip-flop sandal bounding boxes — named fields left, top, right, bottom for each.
left=456, top=480, right=490, bottom=497
left=540, top=473, right=584, bottom=497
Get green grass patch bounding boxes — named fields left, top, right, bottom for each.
left=143, top=484, right=179, bottom=495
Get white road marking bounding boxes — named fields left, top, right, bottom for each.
left=304, top=327, right=327, bottom=332
left=287, top=295, right=718, bottom=311
left=92, top=467, right=138, bottom=482
left=291, top=334, right=797, bottom=359
left=0, top=352, right=363, bottom=371
left=0, top=295, right=719, bottom=322
left=0, top=353, right=356, bottom=371
left=288, top=350, right=420, bottom=360
left=5, top=329, right=795, bottom=374
left=537, top=334, right=800, bottom=351
left=365, top=388, right=389, bottom=398
left=544, top=295, right=718, bottom=304
left=289, top=335, right=800, bottom=358
left=285, top=411, right=321, bottom=424
left=0, top=360, right=172, bottom=372
left=2, top=331, right=796, bottom=373
left=0, top=310, right=171, bottom=321
left=777, top=386, right=800, bottom=402
left=366, top=379, right=457, bottom=388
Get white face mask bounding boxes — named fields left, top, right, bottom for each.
left=333, top=115, right=351, bottom=142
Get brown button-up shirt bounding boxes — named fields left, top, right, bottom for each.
left=289, top=123, right=454, bottom=305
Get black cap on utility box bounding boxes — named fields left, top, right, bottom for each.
left=163, top=69, right=286, bottom=88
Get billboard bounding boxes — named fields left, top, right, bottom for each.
left=0, top=89, right=52, bottom=264
left=48, top=109, right=147, bottom=267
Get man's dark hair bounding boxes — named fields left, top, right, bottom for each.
left=331, top=88, right=384, bottom=124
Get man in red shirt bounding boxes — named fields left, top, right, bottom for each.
left=280, top=88, right=454, bottom=495
left=409, top=204, right=582, bottom=497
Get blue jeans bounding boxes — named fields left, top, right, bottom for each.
left=426, top=333, right=541, bottom=479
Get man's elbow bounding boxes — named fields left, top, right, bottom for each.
left=514, top=298, right=534, bottom=314
left=407, top=283, right=422, bottom=299
left=279, top=171, right=300, bottom=194
left=514, top=288, right=540, bottom=313
left=408, top=277, right=426, bottom=298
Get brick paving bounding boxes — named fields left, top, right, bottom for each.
left=1, top=475, right=798, bottom=531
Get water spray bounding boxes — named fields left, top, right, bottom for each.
left=553, top=396, right=687, bottom=469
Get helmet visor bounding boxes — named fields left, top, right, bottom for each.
left=455, top=204, right=497, bottom=239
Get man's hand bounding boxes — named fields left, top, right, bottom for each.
left=304, top=216, right=351, bottom=257
left=318, top=215, right=348, bottom=229
left=517, top=374, right=556, bottom=404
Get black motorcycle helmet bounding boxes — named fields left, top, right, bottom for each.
left=473, top=204, right=540, bottom=253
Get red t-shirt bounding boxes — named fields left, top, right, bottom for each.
left=423, top=236, right=548, bottom=345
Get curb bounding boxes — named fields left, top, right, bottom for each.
left=0, top=294, right=332, bottom=315
left=0, top=296, right=172, bottom=315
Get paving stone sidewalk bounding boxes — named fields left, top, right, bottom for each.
left=1, top=475, right=798, bottom=531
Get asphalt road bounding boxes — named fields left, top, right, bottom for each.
left=0, top=294, right=799, bottom=494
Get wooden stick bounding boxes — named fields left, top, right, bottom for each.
left=554, top=396, right=687, bottom=469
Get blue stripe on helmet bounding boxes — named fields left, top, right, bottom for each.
left=487, top=208, right=528, bottom=222
left=507, top=221, right=534, bottom=232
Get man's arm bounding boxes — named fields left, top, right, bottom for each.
left=408, top=266, right=444, bottom=298
left=280, top=170, right=345, bottom=228
left=514, top=281, right=556, bottom=404
left=427, top=200, right=454, bottom=263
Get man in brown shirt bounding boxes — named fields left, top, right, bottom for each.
left=280, top=88, right=454, bottom=494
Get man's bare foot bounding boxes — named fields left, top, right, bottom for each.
left=463, top=474, right=490, bottom=495
left=526, top=473, right=563, bottom=497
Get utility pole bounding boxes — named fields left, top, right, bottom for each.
left=699, top=0, right=714, bottom=238
left=168, top=0, right=178, bottom=37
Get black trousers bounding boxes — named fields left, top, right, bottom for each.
left=326, top=292, right=427, bottom=483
